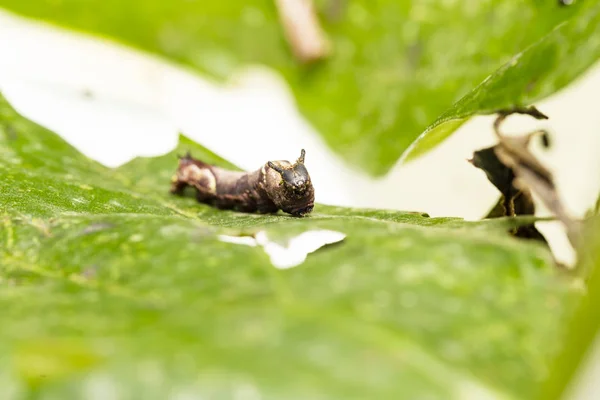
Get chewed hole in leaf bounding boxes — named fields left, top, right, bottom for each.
left=218, top=230, right=346, bottom=269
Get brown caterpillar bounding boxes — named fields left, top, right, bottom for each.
left=170, top=149, right=315, bottom=217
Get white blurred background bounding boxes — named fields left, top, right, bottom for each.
left=0, top=10, right=599, bottom=399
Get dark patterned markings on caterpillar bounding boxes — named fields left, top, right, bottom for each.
left=170, top=149, right=315, bottom=217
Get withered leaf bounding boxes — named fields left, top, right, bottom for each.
left=471, top=106, right=581, bottom=249
left=470, top=144, right=546, bottom=243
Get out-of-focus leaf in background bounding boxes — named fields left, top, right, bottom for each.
left=404, top=2, right=600, bottom=162
left=0, top=0, right=595, bottom=175
left=0, top=91, right=581, bottom=398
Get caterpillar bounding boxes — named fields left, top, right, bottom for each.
left=170, top=149, right=315, bottom=217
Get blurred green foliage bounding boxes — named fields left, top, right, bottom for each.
left=405, top=2, right=600, bottom=162
left=0, top=0, right=596, bottom=174
left=538, top=218, right=600, bottom=400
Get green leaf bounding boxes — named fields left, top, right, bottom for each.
left=0, top=91, right=581, bottom=398
left=538, top=218, right=600, bottom=400
left=403, top=1, right=600, bottom=162
left=0, top=1, right=591, bottom=175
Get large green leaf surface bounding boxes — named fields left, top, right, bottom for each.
left=0, top=0, right=594, bottom=175
left=0, top=92, right=581, bottom=399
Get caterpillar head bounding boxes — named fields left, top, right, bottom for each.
left=265, top=149, right=315, bottom=216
